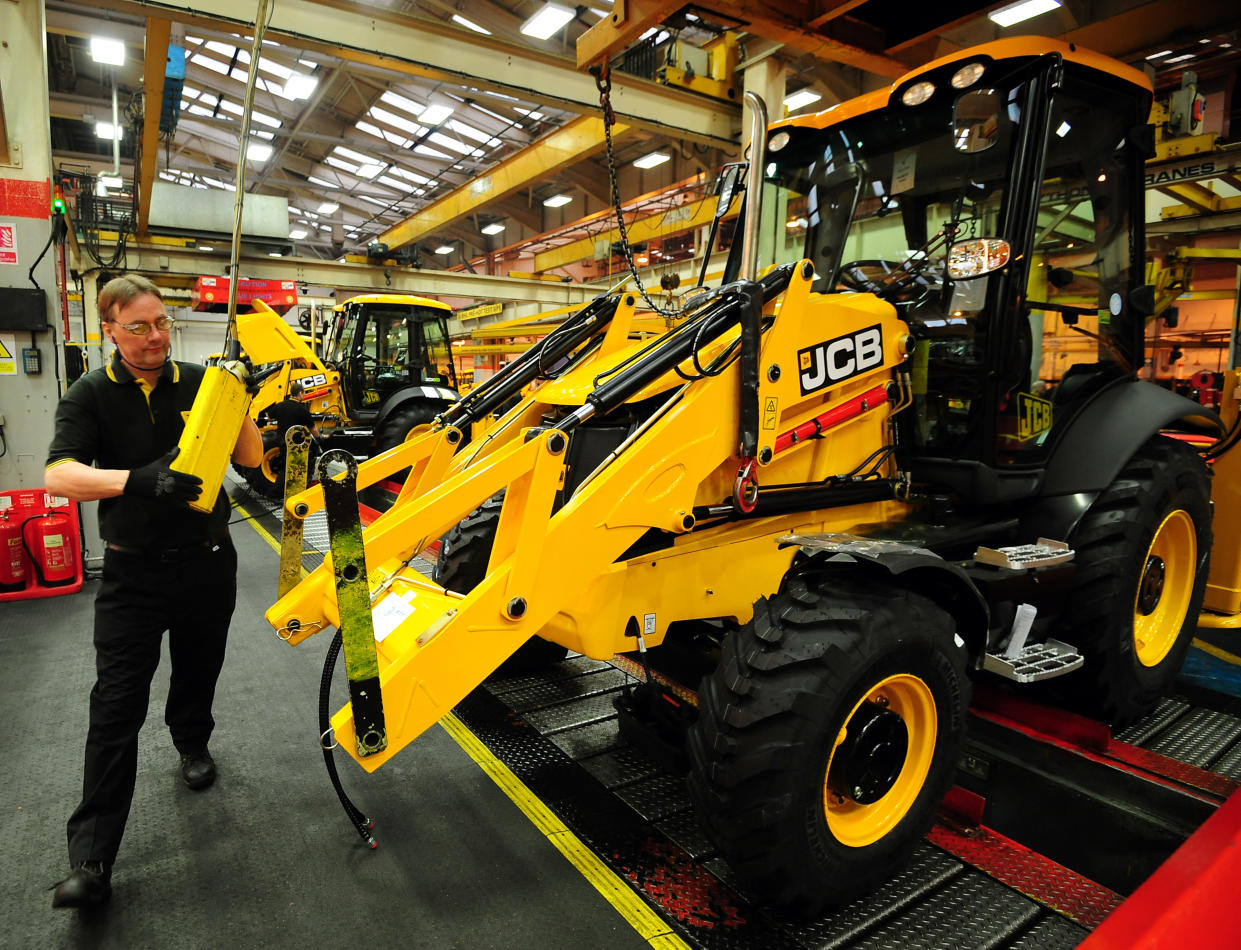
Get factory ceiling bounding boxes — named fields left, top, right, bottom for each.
left=41, top=0, right=1241, bottom=270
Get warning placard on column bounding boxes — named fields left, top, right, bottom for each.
left=0, top=334, right=16, bottom=376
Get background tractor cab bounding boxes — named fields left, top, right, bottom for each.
left=756, top=41, right=1217, bottom=513
left=234, top=292, right=460, bottom=499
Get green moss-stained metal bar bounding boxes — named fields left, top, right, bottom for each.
left=277, top=425, right=311, bottom=599
left=320, top=448, right=388, bottom=757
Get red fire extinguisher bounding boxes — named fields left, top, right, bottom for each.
left=22, top=511, right=76, bottom=587
left=0, top=511, right=26, bottom=589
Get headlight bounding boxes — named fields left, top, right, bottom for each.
left=901, top=81, right=935, bottom=106
left=947, top=238, right=1011, bottom=279
left=951, top=63, right=985, bottom=89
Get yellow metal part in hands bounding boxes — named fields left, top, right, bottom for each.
left=171, top=363, right=250, bottom=514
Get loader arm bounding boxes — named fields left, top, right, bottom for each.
left=266, top=262, right=914, bottom=772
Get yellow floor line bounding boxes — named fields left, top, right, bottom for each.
left=1192, top=637, right=1241, bottom=668
left=236, top=499, right=689, bottom=950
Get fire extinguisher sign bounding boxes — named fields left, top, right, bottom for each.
left=0, top=222, right=16, bottom=265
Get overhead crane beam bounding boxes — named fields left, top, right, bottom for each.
left=89, top=0, right=739, bottom=148
left=533, top=193, right=730, bottom=272
left=77, top=242, right=596, bottom=307
left=137, top=18, right=171, bottom=238
left=577, top=0, right=907, bottom=79
left=378, top=116, right=633, bottom=253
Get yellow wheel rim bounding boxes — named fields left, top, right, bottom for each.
left=1133, top=509, right=1197, bottom=668
left=259, top=446, right=282, bottom=486
left=823, top=673, right=937, bottom=848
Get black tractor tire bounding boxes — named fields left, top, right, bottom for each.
left=1052, top=435, right=1212, bottom=726
left=687, top=568, right=970, bottom=917
left=434, top=493, right=569, bottom=673
left=235, top=429, right=286, bottom=500
left=374, top=403, right=441, bottom=482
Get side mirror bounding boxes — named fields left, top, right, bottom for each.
left=953, top=89, right=1001, bottom=153
left=1129, top=283, right=1156, bottom=317
left=715, top=164, right=746, bottom=219
left=1048, top=267, right=1075, bottom=289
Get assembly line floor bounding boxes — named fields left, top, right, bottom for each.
left=3, top=476, right=1241, bottom=949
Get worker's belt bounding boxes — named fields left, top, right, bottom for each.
left=105, top=535, right=229, bottom=562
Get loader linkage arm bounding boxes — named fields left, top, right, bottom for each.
left=264, top=267, right=805, bottom=772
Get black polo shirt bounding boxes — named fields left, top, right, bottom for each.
left=45, top=351, right=231, bottom=548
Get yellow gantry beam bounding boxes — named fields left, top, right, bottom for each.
left=377, top=116, right=631, bottom=253
left=533, top=193, right=730, bottom=273
left=138, top=17, right=171, bottom=238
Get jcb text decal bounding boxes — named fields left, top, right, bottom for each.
left=1016, top=392, right=1053, bottom=441
left=797, top=325, right=883, bottom=396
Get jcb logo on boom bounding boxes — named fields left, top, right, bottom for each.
left=798, top=325, right=884, bottom=396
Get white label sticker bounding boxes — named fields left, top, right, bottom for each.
left=372, top=591, right=415, bottom=643
left=891, top=148, right=917, bottom=194
left=643, top=613, right=656, bottom=637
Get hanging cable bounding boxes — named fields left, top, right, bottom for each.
left=319, top=631, right=377, bottom=848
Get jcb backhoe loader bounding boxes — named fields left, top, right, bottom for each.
left=239, top=37, right=1240, bottom=914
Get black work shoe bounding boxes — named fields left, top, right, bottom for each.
left=52, top=861, right=111, bottom=909
left=180, top=749, right=217, bottom=790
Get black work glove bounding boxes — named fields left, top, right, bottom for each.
left=124, top=447, right=203, bottom=502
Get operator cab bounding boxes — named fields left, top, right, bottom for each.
left=332, top=294, right=458, bottom=422
left=756, top=40, right=1155, bottom=503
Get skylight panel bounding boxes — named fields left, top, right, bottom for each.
left=252, top=129, right=275, bottom=141
left=186, top=104, right=216, bottom=118
left=414, top=144, right=452, bottom=160
left=204, top=40, right=236, bottom=58
left=378, top=175, right=416, bottom=193
left=181, top=84, right=200, bottom=99
left=324, top=155, right=359, bottom=173
left=197, top=57, right=231, bottom=77
left=448, top=120, right=500, bottom=148
left=380, top=90, right=423, bottom=116
left=359, top=195, right=390, bottom=207
left=369, top=107, right=423, bottom=138
left=334, top=146, right=379, bottom=166
left=428, top=132, right=475, bottom=155
left=387, top=166, right=431, bottom=185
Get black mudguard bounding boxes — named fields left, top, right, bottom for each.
left=788, top=539, right=990, bottom=660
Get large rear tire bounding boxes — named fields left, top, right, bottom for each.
left=687, top=568, right=969, bottom=916
left=434, top=493, right=569, bottom=672
left=1054, top=436, right=1211, bottom=725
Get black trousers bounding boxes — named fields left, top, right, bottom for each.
left=66, top=538, right=238, bottom=865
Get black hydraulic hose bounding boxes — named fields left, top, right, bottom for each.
left=575, top=264, right=795, bottom=423
left=320, top=630, right=377, bottom=849
left=439, top=294, right=619, bottom=427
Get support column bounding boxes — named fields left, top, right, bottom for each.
left=0, top=0, right=64, bottom=489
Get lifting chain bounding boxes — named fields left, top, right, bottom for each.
left=595, top=65, right=687, bottom=319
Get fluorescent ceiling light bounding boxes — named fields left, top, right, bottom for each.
left=283, top=73, right=318, bottom=100
left=317, top=202, right=340, bottom=214
left=90, top=37, right=126, bottom=66
left=987, top=0, right=1061, bottom=28
left=420, top=102, right=455, bottom=126
left=246, top=141, right=273, bottom=162
left=783, top=88, right=822, bottom=111
left=95, top=122, right=124, bottom=140
left=481, top=222, right=506, bottom=235
left=289, top=228, right=309, bottom=239
left=198, top=246, right=214, bottom=252
left=520, top=2, right=576, bottom=40
left=99, top=175, right=123, bottom=189
left=1055, top=121, right=1071, bottom=138
left=452, top=14, right=491, bottom=34
left=543, top=193, right=572, bottom=207
left=435, top=244, right=455, bottom=254
left=633, top=151, right=670, bottom=169
left=268, top=251, right=284, bottom=257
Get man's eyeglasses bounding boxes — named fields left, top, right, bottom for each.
left=115, top=315, right=176, bottom=336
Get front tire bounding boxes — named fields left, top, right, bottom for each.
left=1054, top=436, right=1212, bottom=725
left=235, top=429, right=285, bottom=500
left=687, top=568, right=969, bottom=916
left=435, top=493, right=569, bottom=672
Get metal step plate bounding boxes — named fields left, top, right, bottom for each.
left=983, top=639, right=1084, bottom=683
